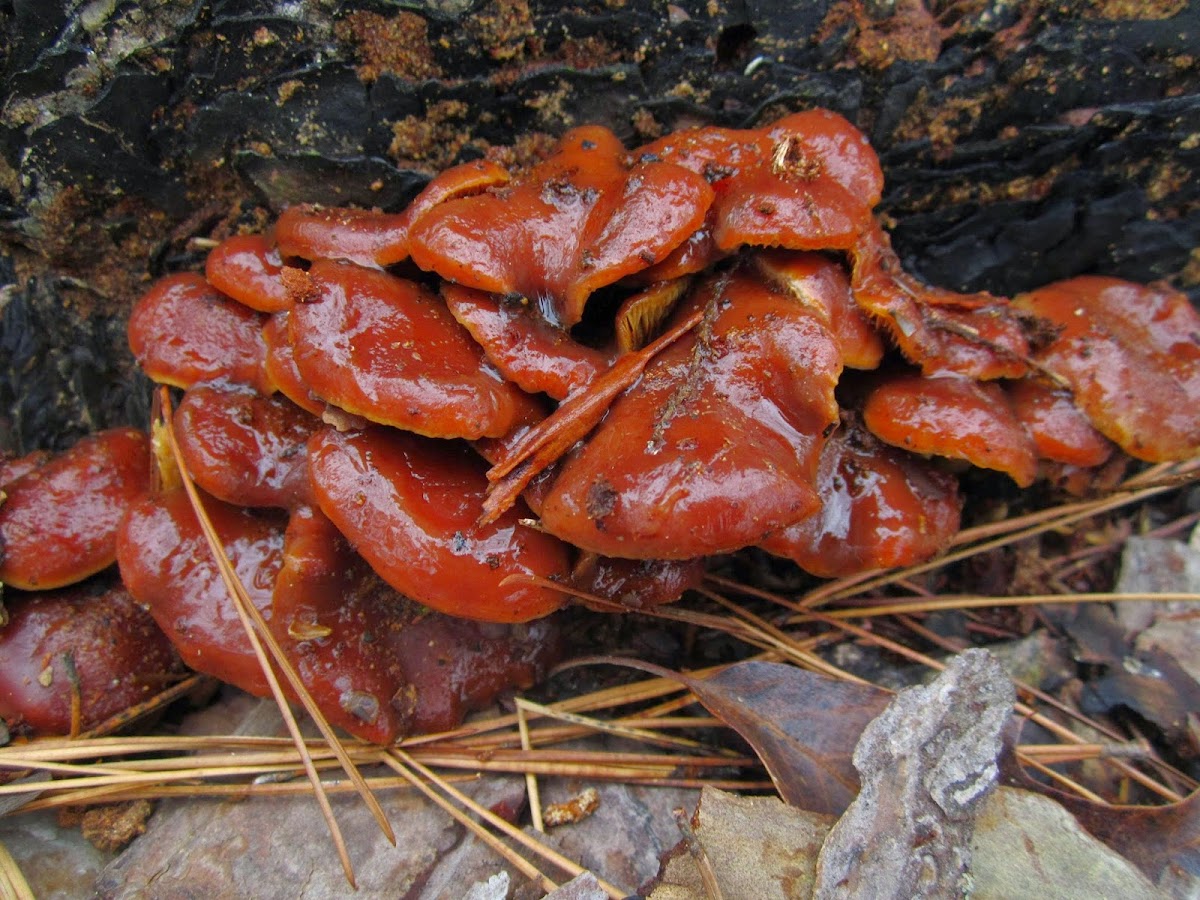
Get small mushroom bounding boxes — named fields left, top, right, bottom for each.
left=174, top=382, right=321, bottom=510
left=269, top=504, right=421, bottom=743
left=863, top=372, right=1039, bottom=487
left=205, top=232, right=292, bottom=313
left=261, top=311, right=326, bottom=417
left=117, top=488, right=288, bottom=698
left=307, top=425, right=570, bottom=622
left=761, top=414, right=961, bottom=577
left=713, top=109, right=884, bottom=252
left=275, top=206, right=410, bottom=268
left=0, top=428, right=151, bottom=590
left=569, top=553, right=707, bottom=611
left=1005, top=378, right=1114, bottom=468
left=442, top=283, right=610, bottom=401
left=850, top=221, right=1030, bottom=380
left=1012, top=276, right=1200, bottom=461
left=287, top=259, right=544, bottom=440
left=539, top=269, right=842, bottom=559
left=406, top=125, right=714, bottom=327
left=0, top=582, right=183, bottom=736
left=274, top=159, right=510, bottom=268
left=128, top=272, right=271, bottom=393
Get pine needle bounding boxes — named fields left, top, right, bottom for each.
left=158, top=388, right=393, bottom=884
left=0, top=839, right=35, bottom=900
left=516, top=701, right=544, bottom=833
left=388, top=749, right=632, bottom=899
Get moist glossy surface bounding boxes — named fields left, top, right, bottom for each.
left=1006, top=378, right=1114, bottom=468
left=443, top=283, right=609, bottom=400
left=288, top=260, right=542, bottom=439
left=753, top=250, right=884, bottom=370
left=863, top=373, right=1039, bottom=487
left=851, top=223, right=1029, bottom=380
left=540, top=269, right=841, bottom=559
left=308, top=426, right=570, bottom=622
left=128, top=272, right=270, bottom=392
left=406, top=125, right=714, bottom=327
left=569, top=554, right=708, bottom=611
left=117, top=489, right=288, bottom=697
left=0, top=582, right=183, bottom=736
left=261, top=311, right=326, bottom=416
left=276, top=205, right=411, bottom=268
left=174, top=382, right=321, bottom=509
left=0, top=428, right=151, bottom=590
left=761, top=416, right=961, bottom=577
left=272, top=505, right=563, bottom=738
left=205, top=232, right=292, bottom=312
left=1013, top=276, right=1200, bottom=461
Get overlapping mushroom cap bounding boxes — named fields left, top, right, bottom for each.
left=128, top=273, right=271, bottom=393
left=406, top=125, right=715, bottom=327
left=863, top=372, right=1040, bottom=487
left=1005, top=378, right=1114, bottom=469
left=117, top=489, right=289, bottom=699
left=0, top=428, right=150, bottom=590
left=117, top=489, right=561, bottom=742
left=275, top=159, right=510, bottom=269
left=307, top=426, right=570, bottom=622
left=1012, top=276, right=1200, bottom=461
left=205, top=232, right=293, bottom=313
left=286, top=260, right=544, bottom=439
left=174, top=382, right=320, bottom=510
left=0, top=583, right=183, bottom=735
left=752, top=250, right=885, bottom=370
left=760, top=414, right=961, bottom=577
left=850, top=222, right=1030, bottom=380
left=539, top=269, right=842, bottom=559
left=442, top=283, right=610, bottom=401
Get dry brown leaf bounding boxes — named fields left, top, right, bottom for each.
left=676, top=661, right=891, bottom=816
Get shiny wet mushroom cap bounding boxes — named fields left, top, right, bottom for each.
left=539, top=269, right=842, bottom=559
left=406, top=125, right=714, bottom=328
left=863, top=372, right=1039, bottom=487
left=128, top=272, right=271, bottom=394
left=173, top=382, right=321, bottom=510
left=1004, top=378, right=1114, bottom=469
left=307, top=425, right=570, bottom=623
left=761, top=414, right=961, bottom=577
left=0, top=428, right=151, bottom=591
left=0, top=583, right=183, bottom=736
left=1012, top=276, right=1200, bottom=462
left=287, top=259, right=543, bottom=440
left=205, top=232, right=292, bottom=313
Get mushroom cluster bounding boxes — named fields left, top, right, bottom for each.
left=3, top=110, right=1198, bottom=743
